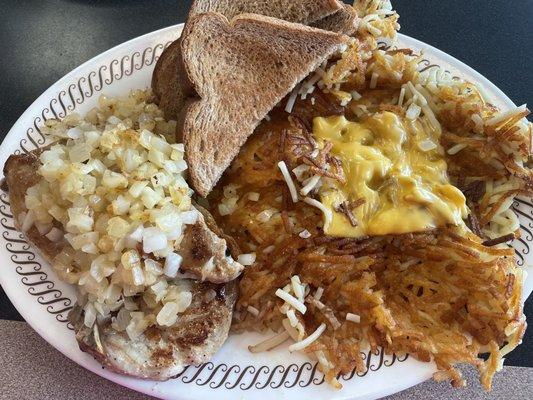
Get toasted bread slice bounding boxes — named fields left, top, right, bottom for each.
left=151, top=39, right=189, bottom=121
left=72, top=280, right=237, bottom=380
left=3, top=151, right=243, bottom=283
left=312, top=4, right=359, bottom=35
left=180, top=12, right=349, bottom=196
left=189, top=0, right=343, bottom=25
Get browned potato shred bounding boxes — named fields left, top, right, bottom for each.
left=208, top=0, right=531, bottom=391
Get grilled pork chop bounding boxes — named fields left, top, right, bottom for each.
left=3, top=150, right=240, bottom=379
left=71, top=280, right=237, bottom=379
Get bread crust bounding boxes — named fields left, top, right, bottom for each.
left=189, top=0, right=343, bottom=25
left=312, top=4, right=360, bottom=35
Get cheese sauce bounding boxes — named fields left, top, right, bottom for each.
left=314, top=112, right=467, bottom=237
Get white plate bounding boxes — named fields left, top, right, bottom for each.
left=0, top=24, right=531, bottom=400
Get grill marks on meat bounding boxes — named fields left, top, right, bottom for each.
left=3, top=150, right=65, bottom=260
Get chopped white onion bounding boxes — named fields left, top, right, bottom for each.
left=406, top=103, right=422, bottom=120
left=346, top=313, right=361, bottom=323
left=418, top=140, right=437, bottom=152
left=288, top=323, right=326, bottom=352
left=277, top=161, right=298, bottom=202
left=142, top=227, right=167, bottom=253
left=238, top=253, right=256, bottom=266
left=45, top=227, right=64, bottom=242
left=21, top=210, right=35, bottom=232
left=164, top=252, right=183, bottom=278
left=303, top=197, right=332, bottom=231
left=247, top=305, right=260, bottom=317
left=248, top=331, right=290, bottom=353
left=275, top=289, right=307, bottom=314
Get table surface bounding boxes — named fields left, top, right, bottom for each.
left=0, top=0, right=532, bottom=384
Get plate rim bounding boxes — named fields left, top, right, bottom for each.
left=0, top=24, right=530, bottom=400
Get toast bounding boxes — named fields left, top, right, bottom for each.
left=180, top=12, right=350, bottom=196
left=189, top=0, right=343, bottom=25
left=151, top=39, right=188, bottom=121
left=312, top=4, right=359, bottom=35
left=151, top=0, right=355, bottom=128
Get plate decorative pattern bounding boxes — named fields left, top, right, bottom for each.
left=0, top=26, right=531, bottom=400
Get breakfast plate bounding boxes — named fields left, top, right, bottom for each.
left=0, top=24, right=531, bottom=400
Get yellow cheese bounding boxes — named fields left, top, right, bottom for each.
left=313, top=112, right=467, bottom=237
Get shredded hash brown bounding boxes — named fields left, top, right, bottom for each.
left=208, top=1, right=531, bottom=391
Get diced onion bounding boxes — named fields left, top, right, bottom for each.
left=21, top=210, right=35, bottom=232
left=285, top=87, right=299, bottom=113
left=346, top=313, right=361, bottom=323
left=406, top=103, right=421, bottom=120
left=288, top=323, right=326, bottom=352
left=142, top=227, right=167, bottom=253
left=300, top=175, right=321, bottom=196
left=238, top=253, right=256, bottom=266
left=247, top=192, right=260, bottom=201
left=247, top=305, right=260, bottom=317
left=303, top=197, right=332, bottom=231
left=277, top=161, right=299, bottom=202
left=299, top=229, right=311, bottom=239
left=164, top=252, right=183, bottom=278
left=156, top=302, right=179, bottom=327
left=45, top=227, right=64, bottom=242
left=275, top=289, right=307, bottom=314
left=418, top=140, right=437, bottom=152
left=290, top=275, right=305, bottom=301
left=248, top=331, right=290, bottom=353
left=447, top=143, right=468, bottom=155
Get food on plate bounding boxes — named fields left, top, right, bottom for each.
left=180, top=12, right=350, bottom=197
left=188, top=0, right=344, bottom=27
left=71, top=280, right=237, bottom=379
left=198, top=1, right=528, bottom=391
left=312, top=4, right=359, bottom=35
left=2, top=0, right=531, bottom=392
left=3, top=91, right=245, bottom=379
left=151, top=39, right=187, bottom=121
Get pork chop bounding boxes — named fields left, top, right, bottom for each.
left=3, top=150, right=241, bottom=379
left=71, top=280, right=237, bottom=380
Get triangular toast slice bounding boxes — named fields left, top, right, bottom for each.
left=180, top=12, right=349, bottom=196
left=189, top=0, right=343, bottom=25
left=312, top=4, right=359, bottom=35
left=151, top=39, right=189, bottom=121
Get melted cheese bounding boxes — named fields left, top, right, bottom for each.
left=313, top=112, right=467, bottom=237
